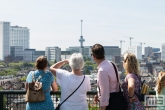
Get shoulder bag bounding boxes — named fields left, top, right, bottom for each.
left=105, top=62, right=128, bottom=110
left=55, top=75, right=85, bottom=110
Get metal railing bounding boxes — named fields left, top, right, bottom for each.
left=0, top=90, right=157, bottom=110
left=0, top=90, right=98, bottom=110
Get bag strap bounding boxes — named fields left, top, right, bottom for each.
left=111, top=62, right=121, bottom=92
left=98, top=62, right=121, bottom=95
left=32, top=71, right=45, bottom=82
left=31, top=71, right=50, bottom=93
left=134, top=74, right=145, bottom=95
left=59, top=75, right=85, bottom=106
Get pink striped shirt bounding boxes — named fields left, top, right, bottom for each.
left=97, top=60, right=119, bottom=106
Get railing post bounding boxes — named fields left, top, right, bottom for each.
left=0, top=92, right=3, bottom=110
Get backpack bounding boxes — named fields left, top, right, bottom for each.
left=25, top=71, right=46, bottom=102
left=135, top=75, right=150, bottom=102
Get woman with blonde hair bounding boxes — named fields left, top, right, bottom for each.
left=122, top=53, right=145, bottom=110
left=156, top=71, right=165, bottom=110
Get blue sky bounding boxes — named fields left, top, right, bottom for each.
left=0, top=0, right=165, bottom=54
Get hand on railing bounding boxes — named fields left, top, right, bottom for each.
left=93, top=95, right=100, bottom=103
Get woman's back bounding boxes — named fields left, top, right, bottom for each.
left=26, top=70, right=55, bottom=110
left=56, top=69, right=91, bottom=110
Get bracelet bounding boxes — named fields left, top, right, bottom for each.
left=128, top=94, right=135, bottom=98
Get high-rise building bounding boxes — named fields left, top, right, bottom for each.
left=128, top=46, right=142, bottom=60
left=10, top=26, right=29, bottom=50
left=45, top=47, right=61, bottom=62
left=161, top=43, right=165, bottom=61
left=145, top=46, right=152, bottom=57
left=0, top=22, right=10, bottom=61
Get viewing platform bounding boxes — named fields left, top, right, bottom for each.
left=0, top=90, right=156, bottom=110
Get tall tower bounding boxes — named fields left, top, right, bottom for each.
left=0, top=22, right=10, bottom=61
left=79, top=20, right=85, bottom=48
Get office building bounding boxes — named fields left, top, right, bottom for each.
left=128, top=46, right=142, bottom=60
left=66, top=46, right=91, bottom=57
left=23, top=49, right=35, bottom=62
left=10, top=26, right=29, bottom=50
left=0, top=22, right=10, bottom=60
left=61, top=51, right=71, bottom=61
left=104, top=46, right=121, bottom=61
left=10, top=46, right=23, bottom=61
left=33, top=51, right=45, bottom=60
left=145, top=47, right=152, bottom=57
left=45, top=47, right=61, bottom=62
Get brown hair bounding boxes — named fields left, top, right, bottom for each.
left=35, top=56, right=48, bottom=70
left=91, top=44, right=105, bottom=59
left=123, top=53, right=140, bottom=75
left=156, top=71, right=165, bottom=94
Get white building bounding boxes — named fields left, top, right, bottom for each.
left=45, top=47, right=61, bottom=62
left=161, top=43, right=165, bottom=61
left=0, top=22, right=10, bottom=61
left=10, top=26, right=29, bottom=50
left=128, top=46, right=142, bottom=60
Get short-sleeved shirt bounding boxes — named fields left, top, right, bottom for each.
left=56, top=69, right=91, bottom=110
left=26, top=70, right=55, bottom=110
left=122, top=73, right=145, bottom=110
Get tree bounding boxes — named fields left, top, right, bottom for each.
left=20, top=76, right=27, bottom=82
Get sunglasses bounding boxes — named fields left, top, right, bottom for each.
left=122, top=57, right=128, bottom=62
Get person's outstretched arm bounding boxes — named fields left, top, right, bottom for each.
left=50, top=59, right=69, bottom=76
left=51, top=80, right=58, bottom=92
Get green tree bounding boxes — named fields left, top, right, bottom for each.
left=20, top=76, right=27, bottom=82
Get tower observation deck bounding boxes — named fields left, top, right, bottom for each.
left=79, top=20, right=85, bottom=48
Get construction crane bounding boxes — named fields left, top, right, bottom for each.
left=123, top=36, right=133, bottom=47
left=133, top=42, right=146, bottom=55
left=112, top=39, right=125, bottom=54
left=134, top=42, right=146, bottom=47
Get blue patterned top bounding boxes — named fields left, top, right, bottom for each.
left=26, top=70, right=55, bottom=110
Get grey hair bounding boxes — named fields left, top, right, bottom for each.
left=69, top=53, right=84, bottom=70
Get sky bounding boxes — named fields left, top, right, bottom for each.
left=0, top=0, right=165, bottom=54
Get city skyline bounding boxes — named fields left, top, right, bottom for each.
left=0, top=0, right=165, bottom=54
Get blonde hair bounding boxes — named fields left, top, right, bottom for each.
left=156, top=71, right=165, bottom=94
left=123, top=53, right=140, bottom=75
